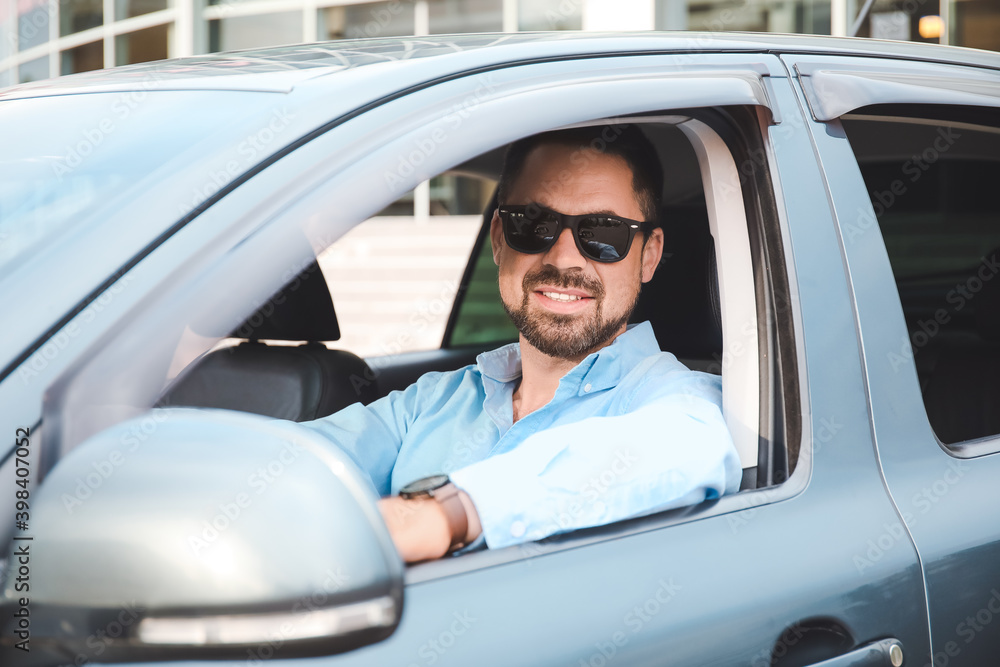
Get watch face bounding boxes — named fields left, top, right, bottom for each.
left=400, top=474, right=450, bottom=496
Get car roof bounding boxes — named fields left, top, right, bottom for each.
left=4, top=31, right=1000, bottom=100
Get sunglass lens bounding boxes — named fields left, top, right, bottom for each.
left=578, top=216, right=630, bottom=261
left=505, top=209, right=558, bottom=253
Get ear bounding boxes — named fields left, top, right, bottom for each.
left=489, top=210, right=504, bottom=266
left=640, top=227, right=664, bottom=283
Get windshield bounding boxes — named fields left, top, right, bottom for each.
left=0, top=91, right=279, bottom=280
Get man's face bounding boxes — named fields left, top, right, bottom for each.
left=491, top=143, right=664, bottom=361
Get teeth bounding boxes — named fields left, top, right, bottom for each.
left=542, top=291, right=583, bottom=302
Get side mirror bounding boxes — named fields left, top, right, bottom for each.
left=0, top=409, right=403, bottom=665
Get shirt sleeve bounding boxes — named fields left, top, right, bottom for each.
left=450, top=373, right=742, bottom=550
left=293, top=371, right=442, bottom=497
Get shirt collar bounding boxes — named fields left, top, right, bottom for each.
left=476, top=321, right=661, bottom=390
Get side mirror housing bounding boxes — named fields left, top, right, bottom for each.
left=1, top=409, right=403, bottom=665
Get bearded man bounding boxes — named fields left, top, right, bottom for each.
left=300, top=124, right=741, bottom=562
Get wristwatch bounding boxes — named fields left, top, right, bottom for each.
left=399, top=474, right=469, bottom=552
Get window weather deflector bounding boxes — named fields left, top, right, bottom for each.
left=792, top=60, right=1000, bottom=121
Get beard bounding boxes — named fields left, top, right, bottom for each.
left=502, top=264, right=641, bottom=360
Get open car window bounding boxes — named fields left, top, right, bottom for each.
left=37, top=56, right=800, bottom=567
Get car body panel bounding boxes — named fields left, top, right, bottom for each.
left=782, top=51, right=1000, bottom=665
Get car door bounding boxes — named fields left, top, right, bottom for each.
left=782, top=51, right=1000, bottom=665
left=4, top=46, right=927, bottom=666
left=266, top=53, right=928, bottom=666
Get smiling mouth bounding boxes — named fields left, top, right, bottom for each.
left=539, top=291, right=588, bottom=302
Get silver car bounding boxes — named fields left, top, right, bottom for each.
left=2, top=31, right=1000, bottom=667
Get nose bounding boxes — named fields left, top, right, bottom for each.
left=543, top=227, right=587, bottom=270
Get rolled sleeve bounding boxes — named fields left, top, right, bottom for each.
left=452, top=396, right=742, bottom=549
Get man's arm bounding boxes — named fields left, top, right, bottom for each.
left=378, top=489, right=482, bottom=562
left=379, top=376, right=741, bottom=560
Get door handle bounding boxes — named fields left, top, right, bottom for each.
left=804, top=639, right=904, bottom=667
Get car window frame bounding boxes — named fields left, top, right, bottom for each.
left=28, top=56, right=808, bottom=575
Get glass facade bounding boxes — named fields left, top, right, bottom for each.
left=954, top=0, right=1000, bottom=52
left=849, top=0, right=940, bottom=44
left=209, top=12, right=304, bottom=52
left=60, top=0, right=103, bottom=37
left=60, top=39, right=102, bottom=74
left=320, top=2, right=415, bottom=41
left=519, top=0, right=583, bottom=31
left=685, top=0, right=831, bottom=35
left=116, top=0, right=170, bottom=19
left=115, top=23, right=169, bottom=66
left=18, top=0, right=50, bottom=51
left=18, top=56, right=47, bottom=83
left=429, top=0, right=503, bottom=33
left=2, top=0, right=997, bottom=90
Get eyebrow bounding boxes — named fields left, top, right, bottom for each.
left=529, top=202, right=621, bottom=217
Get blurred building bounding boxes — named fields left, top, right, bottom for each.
left=2, top=0, right=998, bottom=88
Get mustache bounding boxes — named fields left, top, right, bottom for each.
left=522, top=266, right=605, bottom=299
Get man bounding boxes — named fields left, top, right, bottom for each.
left=300, top=124, right=741, bottom=562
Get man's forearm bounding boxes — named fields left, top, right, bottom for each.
left=377, top=489, right=482, bottom=563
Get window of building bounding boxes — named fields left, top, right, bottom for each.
left=428, top=0, right=502, bottom=34
left=60, top=0, right=103, bottom=37
left=17, top=0, right=50, bottom=51
left=61, top=40, right=103, bottom=74
left=955, top=0, right=1000, bottom=52
left=18, top=56, right=48, bottom=83
left=115, top=0, right=170, bottom=20
left=685, top=0, right=830, bottom=35
left=209, top=12, right=303, bottom=52
left=518, top=0, right=583, bottom=31
left=116, top=24, right=169, bottom=66
left=849, top=0, right=946, bottom=44
left=842, top=111, right=1000, bottom=445
left=320, top=2, right=415, bottom=41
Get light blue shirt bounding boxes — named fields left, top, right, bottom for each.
left=299, top=321, right=742, bottom=549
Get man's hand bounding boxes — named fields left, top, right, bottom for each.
left=377, top=489, right=482, bottom=563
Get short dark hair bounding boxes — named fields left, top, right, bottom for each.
left=496, top=124, right=662, bottom=229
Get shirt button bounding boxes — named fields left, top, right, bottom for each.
left=583, top=383, right=592, bottom=393
left=510, top=521, right=526, bottom=538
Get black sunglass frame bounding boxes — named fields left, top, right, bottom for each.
left=497, top=204, right=646, bottom=264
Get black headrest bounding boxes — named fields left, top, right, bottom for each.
left=232, top=259, right=341, bottom=342
left=631, top=205, right=722, bottom=359
left=975, top=247, right=1000, bottom=342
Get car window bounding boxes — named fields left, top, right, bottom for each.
left=0, top=91, right=281, bottom=282
left=446, top=233, right=519, bottom=348
left=842, top=109, right=1000, bottom=445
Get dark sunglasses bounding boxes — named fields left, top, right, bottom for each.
left=498, top=204, right=646, bottom=263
